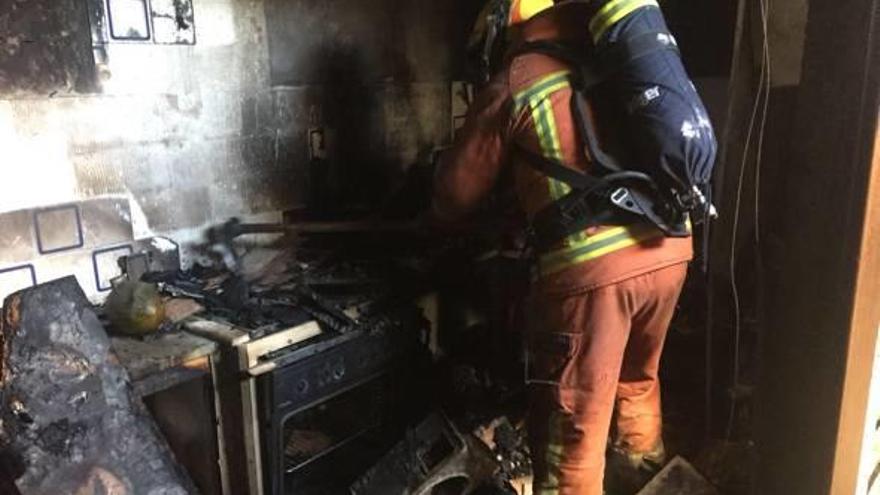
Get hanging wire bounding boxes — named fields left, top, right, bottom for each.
left=725, top=0, right=772, bottom=441
left=754, top=0, right=772, bottom=246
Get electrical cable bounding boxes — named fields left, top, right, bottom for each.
left=708, top=0, right=749, bottom=440
left=725, top=0, right=772, bottom=441
left=754, top=0, right=772, bottom=246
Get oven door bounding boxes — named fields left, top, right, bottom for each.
left=278, top=374, right=397, bottom=494
left=258, top=333, right=420, bottom=495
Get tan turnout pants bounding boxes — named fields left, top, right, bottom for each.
left=527, top=263, right=688, bottom=495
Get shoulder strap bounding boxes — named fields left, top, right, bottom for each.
left=514, top=144, right=655, bottom=194
left=513, top=144, right=604, bottom=191
left=513, top=30, right=680, bottom=177
left=511, top=41, right=607, bottom=91
left=510, top=41, right=623, bottom=177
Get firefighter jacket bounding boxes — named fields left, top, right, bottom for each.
left=433, top=2, right=692, bottom=295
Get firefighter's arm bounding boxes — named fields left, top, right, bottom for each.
left=432, top=77, right=512, bottom=223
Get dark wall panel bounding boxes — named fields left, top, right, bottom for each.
left=664, top=0, right=737, bottom=77
left=265, top=0, right=459, bottom=87
left=0, top=0, right=97, bottom=95
left=265, top=0, right=397, bottom=86
left=264, top=0, right=458, bottom=214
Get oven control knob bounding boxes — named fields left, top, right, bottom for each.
left=297, top=379, right=309, bottom=394
left=333, top=362, right=346, bottom=380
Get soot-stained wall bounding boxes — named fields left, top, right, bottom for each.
left=264, top=0, right=455, bottom=212
left=1, top=0, right=287, bottom=239
left=0, top=0, right=456, bottom=239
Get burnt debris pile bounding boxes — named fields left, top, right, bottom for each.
left=0, top=277, right=197, bottom=495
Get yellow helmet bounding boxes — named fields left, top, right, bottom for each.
left=508, top=0, right=555, bottom=26
left=469, top=0, right=555, bottom=49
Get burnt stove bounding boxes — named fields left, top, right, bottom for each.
left=171, top=255, right=431, bottom=495
left=259, top=321, right=421, bottom=495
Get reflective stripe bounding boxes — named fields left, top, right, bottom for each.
left=515, top=71, right=578, bottom=244
left=536, top=98, right=569, bottom=200
left=538, top=223, right=666, bottom=275
left=538, top=411, right=565, bottom=495
left=538, top=218, right=692, bottom=276
left=514, top=70, right=570, bottom=112
left=588, top=0, right=659, bottom=42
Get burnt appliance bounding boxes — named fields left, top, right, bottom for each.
left=260, top=319, right=422, bottom=494
left=183, top=271, right=430, bottom=495
left=350, top=413, right=498, bottom=495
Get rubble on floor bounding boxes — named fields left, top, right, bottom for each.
left=0, top=277, right=196, bottom=494
left=349, top=410, right=534, bottom=495
left=636, top=457, right=719, bottom=495
left=350, top=413, right=498, bottom=495
left=693, top=440, right=756, bottom=495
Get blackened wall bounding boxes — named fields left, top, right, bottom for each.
left=0, top=0, right=458, bottom=236
left=264, top=0, right=456, bottom=213
left=0, top=0, right=462, bottom=303
left=0, top=0, right=98, bottom=94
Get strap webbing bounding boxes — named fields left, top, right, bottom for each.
left=514, top=144, right=604, bottom=191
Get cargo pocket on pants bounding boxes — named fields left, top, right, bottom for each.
left=526, top=331, right=580, bottom=387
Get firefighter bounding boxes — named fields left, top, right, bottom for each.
left=431, top=0, right=698, bottom=493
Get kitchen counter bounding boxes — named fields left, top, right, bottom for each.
left=112, top=330, right=218, bottom=397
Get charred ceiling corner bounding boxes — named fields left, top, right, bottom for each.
left=0, top=277, right=196, bottom=494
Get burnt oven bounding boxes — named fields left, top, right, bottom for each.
left=187, top=293, right=429, bottom=495
left=258, top=326, right=424, bottom=494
